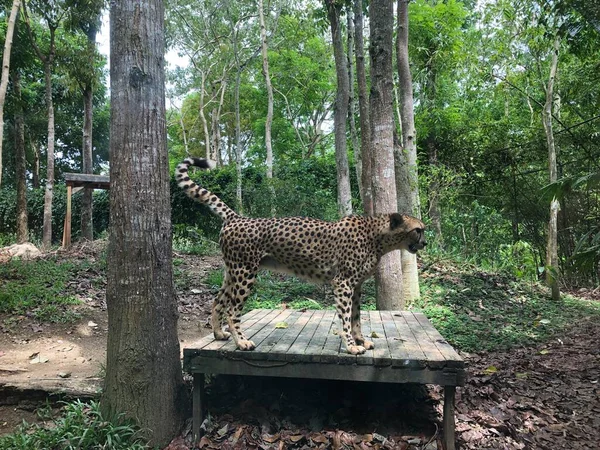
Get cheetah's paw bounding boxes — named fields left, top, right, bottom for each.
left=214, top=330, right=231, bottom=340
left=347, top=345, right=366, bottom=355
left=237, top=339, right=256, bottom=351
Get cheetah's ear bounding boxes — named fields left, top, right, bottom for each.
left=390, top=213, right=404, bottom=230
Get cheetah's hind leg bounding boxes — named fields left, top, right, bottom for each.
left=351, top=284, right=374, bottom=350
left=212, top=270, right=231, bottom=340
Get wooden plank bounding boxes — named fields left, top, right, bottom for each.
left=391, top=312, right=427, bottom=367
left=188, top=356, right=465, bottom=385
left=319, top=311, right=344, bottom=363
left=219, top=309, right=284, bottom=353
left=368, top=310, right=391, bottom=366
left=401, top=312, right=446, bottom=369
left=268, top=310, right=315, bottom=361
left=413, top=312, right=464, bottom=368
left=286, top=310, right=326, bottom=362
left=64, top=173, right=110, bottom=189
left=199, top=308, right=268, bottom=353
left=304, top=310, right=337, bottom=363
left=379, top=310, right=412, bottom=367
left=249, top=310, right=304, bottom=356
left=235, top=309, right=296, bottom=361
left=192, top=374, right=205, bottom=443
left=443, top=385, right=457, bottom=450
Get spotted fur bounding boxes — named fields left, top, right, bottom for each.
left=176, top=157, right=427, bottom=354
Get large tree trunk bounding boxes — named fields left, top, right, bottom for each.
left=395, top=0, right=420, bottom=303
left=543, top=36, right=560, bottom=301
left=104, top=1, right=184, bottom=445
left=13, top=70, right=28, bottom=243
left=353, top=0, right=373, bottom=216
left=81, top=83, right=94, bottom=241
left=0, top=0, right=20, bottom=188
left=258, top=0, right=275, bottom=215
left=326, top=0, right=353, bottom=216
left=32, top=139, right=40, bottom=189
left=370, top=0, right=403, bottom=310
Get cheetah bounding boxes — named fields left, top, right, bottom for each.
left=176, top=157, right=427, bottom=355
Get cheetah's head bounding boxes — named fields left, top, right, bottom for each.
left=389, top=213, right=427, bottom=254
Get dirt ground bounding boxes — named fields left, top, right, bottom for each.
left=1, top=244, right=599, bottom=449
left=0, top=247, right=221, bottom=436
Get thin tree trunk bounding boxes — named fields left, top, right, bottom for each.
left=14, top=70, right=28, bottom=243
left=258, top=0, right=275, bottom=215
left=235, top=68, right=243, bottom=213
left=395, top=0, right=420, bottom=303
left=81, top=84, right=94, bottom=241
left=104, top=1, right=184, bottom=445
left=543, top=36, right=561, bottom=301
left=32, top=139, right=40, bottom=189
left=326, top=0, right=352, bottom=217
left=199, top=71, right=211, bottom=159
left=0, top=0, right=20, bottom=188
left=42, top=52, right=56, bottom=249
left=347, top=9, right=362, bottom=205
left=80, top=20, right=99, bottom=242
left=353, top=0, right=373, bottom=216
left=370, top=0, right=403, bottom=310
left=24, top=3, right=57, bottom=249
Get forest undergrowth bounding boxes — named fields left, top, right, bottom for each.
left=1, top=244, right=598, bottom=449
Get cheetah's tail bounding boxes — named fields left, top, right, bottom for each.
left=175, top=157, right=238, bottom=223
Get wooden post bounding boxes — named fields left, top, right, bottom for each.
left=192, top=373, right=205, bottom=444
left=443, top=385, right=456, bottom=450
left=62, top=184, right=72, bottom=248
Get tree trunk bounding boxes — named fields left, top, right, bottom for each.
left=235, top=67, right=243, bottom=213
left=347, top=9, right=362, bottom=206
left=258, top=0, right=275, bottom=215
left=370, top=0, right=403, bottom=310
left=326, top=0, right=352, bottom=217
left=42, top=46, right=56, bottom=250
left=14, top=70, right=28, bottom=243
left=81, top=83, right=94, bottom=241
left=0, top=0, right=20, bottom=188
left=395, top=0, right=420, bottom=303
left=104, top=1, right=184, bottom=445
left=32, top=139, right=40, bottom=189
left=353, top=0, right=373, bottom=216
left=543, top=36, right=560, bottom=301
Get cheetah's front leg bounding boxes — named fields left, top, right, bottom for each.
left=351, top=283, right=374, bottom=350
left=333, top=279, right=366, bottom=355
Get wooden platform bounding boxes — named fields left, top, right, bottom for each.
left=183, top=309, right=466, bottom=449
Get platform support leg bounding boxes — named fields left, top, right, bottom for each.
left=443, top=385, right=456, bottom=450
left=62, top=185, right=72, bottom=249
left=192, top=373, right=205, bottom=444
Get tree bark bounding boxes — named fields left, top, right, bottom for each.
left=258, top=0, right=275, bottom=215
left=353, top=0, right=373, bottom=216
left=13, top=70, right=28, bottom=243
left=104, top=1, right=184, bottom=445
left=81, top=83, right=94, bottom=241
left=0, top=0, right=20, bottom=188
left=80, top=19, right=100, bottom=242
left=347, top=9, right=362, bottom=206
left=23, top=2, right=57, bottom=249
left=370, top=0, right=403, bottom=310
left=326, top=0, right=353, bottom=217
left=543, top=36, right=561, bottom=301
left=395, top=0, right=420, bottom=303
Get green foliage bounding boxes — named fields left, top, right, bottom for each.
left=173, top=225, right=220, bottom=256
left=416, top=260, right=600, bottom=352
left=0, top=258, right=81, bottom=323
left=0, top=400, right=147, bottom=450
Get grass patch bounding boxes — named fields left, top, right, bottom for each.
left=0, top=400, right=147, bottom=450
left=173, top=227, right=219, bottom=256
left=0, top=258, right=82, bottom=323
left=204, top=269, right=332, bottom=312
left=415, top=261, right=600, bottom=352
